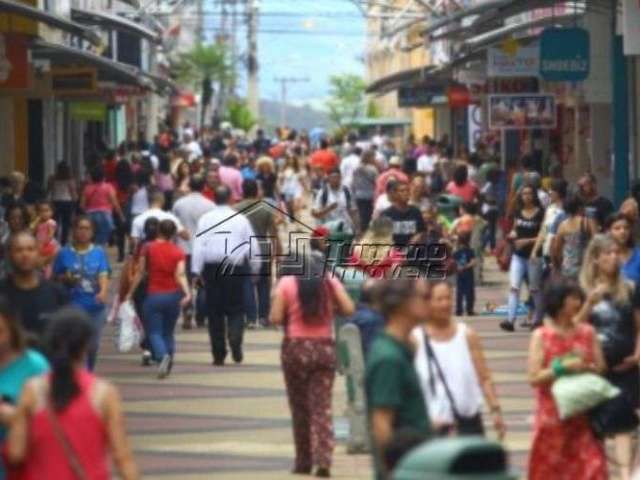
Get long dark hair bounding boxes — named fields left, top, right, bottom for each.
left=296, top=255, right=331, bottom=323
left=515, top=184, right=541, bottom=211
left=0, top=295, right=25, bottom=353
left=44, top=307, right=94, bottom=411
left=54, top=162, right=71, bottom=181
left=115, top=159, right=133, bottom=192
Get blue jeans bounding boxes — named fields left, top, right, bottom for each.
left=243, top=274, right=271, bottom=323
left=87, top=308, right=107, bottom=371
left=88, top=211, right=114, bottom=246
left=507, top=255, right=543, bottom=324
left=143, top=291, right=182, bottom=361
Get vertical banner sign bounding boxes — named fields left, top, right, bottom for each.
left=540, top=27, right=590, bottom=82
left=0, top=33, right=28, bottom=89
left=468, top=105, right=483, bottom=149
left=623, top=0, right=640, bottom=55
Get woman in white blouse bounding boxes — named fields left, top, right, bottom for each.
left=411, top=281, right=505, bottom=438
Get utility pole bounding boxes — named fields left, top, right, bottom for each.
left=274, top=77, right=310, bottom=129
left=229, top=0, right=237, bottom=96
left=246, top=0, right=260, bottom=121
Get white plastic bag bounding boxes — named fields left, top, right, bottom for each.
left=115, top=300, right=143, bottom=353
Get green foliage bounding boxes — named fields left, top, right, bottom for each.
left=366, top=99, right=381, bottom=119
left=225, top=99, right=257, bottom=132
left=326, top=74, right=366, bottom=129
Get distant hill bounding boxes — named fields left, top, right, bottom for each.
left=259, top=99, right=329, bottom=131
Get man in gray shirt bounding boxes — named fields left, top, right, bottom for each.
left=172, top=175, right=215, bottom=328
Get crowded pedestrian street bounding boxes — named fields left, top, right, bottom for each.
left=98, top=258, right=531, bottom=480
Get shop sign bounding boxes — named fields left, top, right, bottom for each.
left=447, top=85, right=471, bottom=108
left=397, top=85, right=445, bottom=108
left=69, top=101, right=106, bottom=121
left=487, top=40, right=540, bottom=78
left=468, top=104, right=483, bottom=149
left=52, top=68, right=97, bottom=94
left=540, top=27, right=590, bottom=82
left=488, top=94, right=556, bottom=130
left=623, top=0, right=640, bottom=55
left=0, top=33, right=28, bottom=89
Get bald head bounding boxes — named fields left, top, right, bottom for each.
left=8, top=231, right=39, bottom=274
left=214, top=185, right=232, bottom=205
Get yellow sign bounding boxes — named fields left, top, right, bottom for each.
left=501, top=38, right=520, bottom=57
left=0, top=0, right=38, bottom=36
left=51, top=68, right=97, bottom=95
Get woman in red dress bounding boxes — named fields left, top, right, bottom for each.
left=528, top=279, right=608, bottom=480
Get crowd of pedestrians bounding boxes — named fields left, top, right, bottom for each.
left=1, top=121, right=640, bottom=479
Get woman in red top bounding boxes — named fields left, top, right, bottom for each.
left=127, top=219, right=191, bottom=379
left=446, top=164, right=479, bottom=204
left=6, top=307, right=139, bottom=480
left=80, top=166, right=124, bottom=246
left=270, top=255, right=354, bottom=478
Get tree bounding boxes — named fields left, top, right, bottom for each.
left=172, top=43, right=234, bottom=128
left=326, top=74, right=366, bottom=130
left=225, top=98, right=257, bottom=132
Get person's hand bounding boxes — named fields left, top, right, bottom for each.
left=586, top=284, right=609, bottom=306
left=514, top=239, right=528, bottom=249
left=562, top=356, right=587, bottom=373
left=492, top=410, right=506, bottom=441
left=0, top=402, right=16, bottom=426
left=613, top=355, right=640, bottom=373
left=180, top=293, right=192, bottom=308
left=328, top=202, right=338, bottom=211
left=507, top=231, right=516, bottom=240
left=192, top=276, right=203, bottom=289
left=95, top=290, right=108, bottom=305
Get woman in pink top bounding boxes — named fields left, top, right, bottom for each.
left=80, top=166, right=124, bottom=246
left=270, top=256, right=354, bottom=478
left=6, top=307, right=138, bottom=480
left=446, top=164, right=479, bottom=204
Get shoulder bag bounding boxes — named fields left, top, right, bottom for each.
left=47, top=407, right=88, bottom=480
left=422, top=330, right=484, bottom=437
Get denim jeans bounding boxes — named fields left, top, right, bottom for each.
left=507, top=255, right=543, bottom=324
left=243, top=274, right=272, bottom=324
left=143, top=291, right=182, bottom=361
left=456, top=272, right=475, bottom=315
left=88, top=211, right=114, bottom=246
left=87, top=308, right=107, bottom=371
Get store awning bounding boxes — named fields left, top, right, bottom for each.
left=70, top=8, right=160, bottom=43
left=141, top=71, right=178, bottom=95
left=421, top=0, right=513, bottom=39
left=366, top=65, right=441, bottom=95
left=30, top=40, right=153, bottom=89
left=0, top=0, right=101, bottom=45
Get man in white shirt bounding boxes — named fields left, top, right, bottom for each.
left=340, top=147, right=362, bottom=191
left=192, top=184, right=258, bottom=366
left=171, top=175, right=215, bottom=328
left=416, top=142, right=438, bottom=176
left=130, top=188, right=188, bottom=250
left=183, top=133, right=203, bottom=163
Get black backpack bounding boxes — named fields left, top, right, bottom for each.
left=321, top=185, right=352, bottom=210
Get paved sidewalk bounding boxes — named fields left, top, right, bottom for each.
left=97, top=257, right=533, bottom=479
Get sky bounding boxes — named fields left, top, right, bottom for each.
left=204, top=0, right=366, bottom=111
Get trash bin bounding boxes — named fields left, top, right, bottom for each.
left=393, top=437, right=517, bottom=480
left=437, top=194, right=462, bottom=223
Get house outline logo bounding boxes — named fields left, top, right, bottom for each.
left=195, top=199, right=335, bottom=277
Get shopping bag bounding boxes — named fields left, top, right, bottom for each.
left=115, top=300, right=143, bottom=353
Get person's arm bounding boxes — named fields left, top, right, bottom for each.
left=330, top=279, right=356, bottom=317
left=613, top=305, right=640, bottom=372
left=79, top=186, right=87, bottom=211
left=102, top=383, right=140, bottom=480
left=466, top=328, right=505, bottom=440
left=6, top=380, right=37, bottom=464
left=269, top=282, right=287, bottom=326
left=528, top=329, right=556, bottom=387
left=174, top=259, right=192, bottom=307
left=95, top=273, right=109, bottom=306
left=550, top=223, right=565, bottom=269
left=573, top=284, right=608, bottom=324
left=371, top=408, right=396, bottom=471
left=125, top=255, right=146, bottom=300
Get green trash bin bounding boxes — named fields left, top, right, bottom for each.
left=437, top=194, right=462, bottom=223
left=393, top=437, right=517, bottom=480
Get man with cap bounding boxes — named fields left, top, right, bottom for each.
left=374, top=156, right=409, bottom=200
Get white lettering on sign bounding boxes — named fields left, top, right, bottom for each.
left=541, top=59, right=589, bottom=72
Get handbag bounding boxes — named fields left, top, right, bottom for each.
left=590, top=390, right=640, bottom=438
left=47, top=407, right=88, bottom=480
left=495, top=239, right=512, bottom=272
left=551, top=372, right=620, bottom=420
left=422, top=331, right=485, bottom=437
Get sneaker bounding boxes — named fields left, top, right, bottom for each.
left=141, top=351, right=153, bottom=367
left=315, top=467, right=331, bottom=478
left=157, top=355, right=171, bottom=379
left=499, top=320, right=515, bottom=332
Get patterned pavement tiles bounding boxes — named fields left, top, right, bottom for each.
left=95, top=254, right=537, bottom=479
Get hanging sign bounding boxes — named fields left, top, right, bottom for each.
left=69, top=101, right=107, bottom=121
left=487, top=40, right=540, bottom=78
left=447, top=85, right=471, bottom=108
left=623, top=0, right=640, bottom=55
left=0, top=33, right=28, bottom=89
left=489, top=94, right=556, bottom=130
left=540, top=27, right=590, bottom=82
left=397, top=85, right=445, bottom=108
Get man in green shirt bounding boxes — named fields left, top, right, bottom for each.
left=365, top=278, right=432, bottom=479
